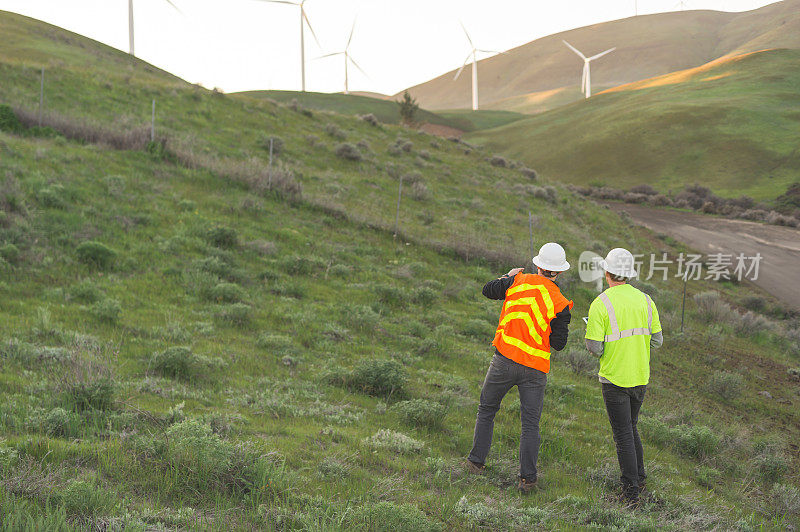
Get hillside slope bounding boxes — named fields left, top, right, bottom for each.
left=0, top=10, right=799, bottom=530
left=398, top=0, right=800, bottom=112
left=468, top=48, right=800, bottom=200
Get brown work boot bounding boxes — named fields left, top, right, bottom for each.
left=518, top=476, right=537, bottom=494
left=464, top=459, right=484, bottom=474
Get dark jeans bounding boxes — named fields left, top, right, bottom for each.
left=468, top=352, right=547, bottom=481
left=602, top=382, right=647, bottom=497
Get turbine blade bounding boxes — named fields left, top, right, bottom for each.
left=349, top=56, right=368, bottom=78
left=163, top=0, right=182, bottom=13
left=587, top=47, right=616, bottom=61
left=453, top=54, right=471, bottom=80
left=347, top=20, right=356, bottom=49
left=477, top=49, right=503, bottom=55
left=302, top=8, right=321, bottom=47
left=317, top=52, right=343, bottom=59
left=255, top=0, right=299, bottom=4
left=460, top=22, right=474, bottom=48
left=562, top=40, right=587, bottom=60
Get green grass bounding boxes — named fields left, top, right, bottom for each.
left=0, top=9, right=798, bottom=530
left=435, top=109, right=526, bottom=132
left=468, top=49, right=800, bottom=201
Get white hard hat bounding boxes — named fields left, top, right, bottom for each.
left=600, top=248, right=638, bottom=278
left=532, top=242, right=570, bottom=272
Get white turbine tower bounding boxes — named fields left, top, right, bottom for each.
left=562, top=40, right=616, bottom=98
left=257, top=0, right=320, bottom=92
left=319, top=21, right=366, bottom=95
left=454, top=23, right=502, bottom=111
left=128, top=0, right=181, bottom=57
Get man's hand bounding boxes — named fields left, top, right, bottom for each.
left=506, top=267, right=524, bottom=277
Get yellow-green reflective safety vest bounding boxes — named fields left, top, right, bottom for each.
left=585, top=284, right=662, bottom=387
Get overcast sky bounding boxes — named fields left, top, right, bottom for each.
left=0, top=0, right=777, bottom=95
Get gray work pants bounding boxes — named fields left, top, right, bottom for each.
left=468, top=351, right=547, bottom=481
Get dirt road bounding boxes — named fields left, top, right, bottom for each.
left=606, top=203, right=800, bottom=310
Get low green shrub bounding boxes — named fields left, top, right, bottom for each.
left=563, top=348, right=597, bottom=376
left=411, top=286, right=436, bottom=307
left=391, top=399, right=446, bottom=429
left=706, top=370, right=743, bottom=402
left=766, top=483, right=800, bottom=517
left=206, top=226, right=238, bottom=249
left=640, top=418, right=721, bottom=459
left=0, top=243, right=20, bottom=264
left=460, top=318, right=492, bottom=339
left=150, top=346, right=227, bottom=381
left=41, top=407, right=72, bottom=437
left=742, top=295, right=767, bottom=312
left=69, top=279, right=103, bottom=303
left=375, top=283, right=407, bottom=308
left=76, top=241, right=117, bottom=270
left=36, top=185, right=67, bottom=209
left=146, top=419, right=284, bottom=499
left=61, top=365, right=115, bottom=412
left=207, top=282, right=245, bottom=303
left=326, top=359, right=407, bottom=399
left=279, top=255, right=325, bottom=275
left=0, top=104, right=22, bottom=132
left=334, top=143, right=363, bottom=161
left=215, top=303, right=252, bottom=327
left=345, top=501, right=438, bottom=532
left=56, top=479, right=117, bottom=517
left=90, top=298, right=121, bottom=324
left=695, top=465, right=722, bottom=488
left=363, top=429, right=424, bottom=453
left=339, top=304, right=379, bottom=332
left=754, top=451, right=789, bottom=484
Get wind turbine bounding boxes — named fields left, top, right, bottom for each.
left=674, top=0, right=690, bottom=9
left=319, top=21, right=366, bottom=95
left=562, top=40, right=616, bottom=98
left=257, top=0, right=320, bottom=92
left=127, top=0, right=181, bottom=57
left=454, top=23, right=502, bottom=111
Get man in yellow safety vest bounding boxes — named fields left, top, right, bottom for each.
left=585, top=248, right=663, bottom=506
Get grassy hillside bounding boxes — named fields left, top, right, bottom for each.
left=468, top=48, right=800, bottom=201
left=398, top=0, right=800, bottom=112
left=0, top=9, right=799, bottom=530
left=237, top=90, right=474, bottom=131
left=435, top=109, right=526, bottom=132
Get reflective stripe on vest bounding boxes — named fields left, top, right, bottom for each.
left=597, top=292, right=653, bottom=342
left=492, top=274, right=573, bottom=373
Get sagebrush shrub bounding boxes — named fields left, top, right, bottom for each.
left=57, top=479, right=117, bottom=517
left=410, top=181, right=430, bottom=201
left=215, top=303, right=252, bottom=327
left=489, top=155, right=508, bottom=167
left=36, top=185, right=67, bottom=209
left=363, top=429, right=423, bottom=453
left=207, top=282, right=245, bottom=303
left=706, top=371, right=743, bottom=402
left=280, top=255, right=325, bottom=275
left=375, top=283, right=407, bottom=308
left=150, top=346, right=227, bottom=380
left=324, top=123, right=346, bottom=140
left=766, top=483, right=800, bottom=517
left=259, top=134, right=284, bottom=155
left=41, top=407, right=71, bottom=437
left=76, top=241, right=117, bottom=270
left=693, top=291, right=736, bottom=324
left=0, top=104, right=22, bottom=132
left=391, top=399, right=446, bottom=428
left=520, top=167, right=537, bottom=180
left=327, top=359, right=407, bottom=399
left=69, top=279, right=103, bottom=303
left=335, top=143, right=363, bottom=161
left=206, top=226, right=238, bottom=249
left=340, top=304, right=379, bottom=331
left=563, top=348, right=597, bottom=376
left=411, top=286, right=436, bottom=307
left=734, top=311, right=771, bottom=336
left=90, top=298, right=121, bottom=324
left=346, top=501, right=436, bottom=531
left=61, top=362, right=115, bottom=412
left=460, top=318, right=492, bottom=339
left=0, top=243, right=20, bottom=264
left=359, top=113, right=379, bottom=126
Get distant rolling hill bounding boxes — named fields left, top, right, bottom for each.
left=236, top=90, right=526, bottom=132
left=398, top=0, right=800, bottom=113
left=467, top=48, right=800, bottom=200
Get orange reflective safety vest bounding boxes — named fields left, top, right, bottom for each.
left=492, top=273, right=573, bottom=373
